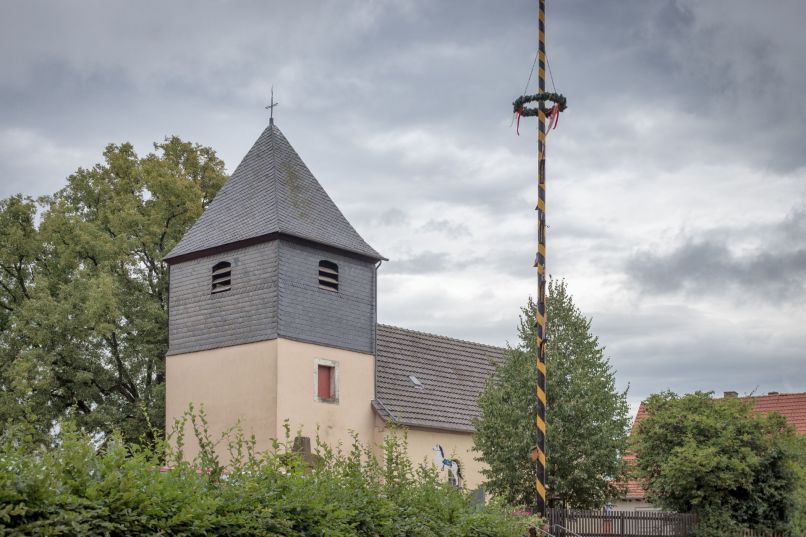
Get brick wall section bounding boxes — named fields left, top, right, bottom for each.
left=168, top=242, right=279, bottom=355
left=277, top=240, right=376, bottom=355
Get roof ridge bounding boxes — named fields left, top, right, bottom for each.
left=279, top=130, right=378, bottom=254
left=270, top=125, right=280, bottom=339
left=270, top=124, right=279, bottom=232
left=377, top=323, right=507, bottom=352
left=745, top=392, right=806, bottom=398
left=636, top=392, right=806, bottom=408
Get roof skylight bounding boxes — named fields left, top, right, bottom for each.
left=408, top=375, right=424, bottom=389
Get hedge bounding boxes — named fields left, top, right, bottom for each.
left=0, top=411, right=537, bottom=536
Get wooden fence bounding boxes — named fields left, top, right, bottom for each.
left=545, top=509, right=697, bottom=537
left=541, top=508, right=794, bottom=537
left=733, top=531, right=788, bottom=537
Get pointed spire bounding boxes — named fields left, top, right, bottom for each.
left=164, top=124, right=384, bottom=263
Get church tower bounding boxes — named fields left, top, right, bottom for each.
left=164, top=123, right=384, bottom=458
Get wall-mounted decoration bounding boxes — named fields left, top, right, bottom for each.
left=432, top=444, right=462, bottom=487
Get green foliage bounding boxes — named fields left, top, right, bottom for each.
left=790, top=436, right=806, bottom=536
left=0, top=138, right=227, bottom=443
left=633, top=391, right=799, bottom=534
left=0, top=414, right=534, bottom=536
left=512, top=92, right=568, bottom=115
left=473, top=280, right=631, bottom=508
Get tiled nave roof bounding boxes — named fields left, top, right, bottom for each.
left=373, top=324, right=506, bottom=432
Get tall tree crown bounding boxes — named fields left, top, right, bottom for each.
left=474, top=280, right=631, bottom=508
left=0, top=137, right=227, bottom=442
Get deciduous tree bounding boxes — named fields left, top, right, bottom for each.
left=0, top=138, right=226, bottom=442
left=473, top=280, right=631, bottom=508
left=633, top=391, right=797, bottom=534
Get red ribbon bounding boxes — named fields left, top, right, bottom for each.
left=515, top=104, right=561, bottom=137
left=516, top=107, right=523, bottom=136
left=542, top=105, right=561, bottom=159
left=547, top=103, right=560, bottom=132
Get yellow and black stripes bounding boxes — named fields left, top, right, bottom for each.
left=534, top=0, right=548, bottom=517
left=512, top=0, right=565, bottom=516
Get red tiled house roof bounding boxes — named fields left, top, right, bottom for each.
left=619, top=391, right=806, bottom=501
left=749, top=392, right=806, bottom=433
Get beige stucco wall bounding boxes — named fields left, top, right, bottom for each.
left=165, top=337, right=487, bottom=494
left=373, top=417, right=486, bottom=491
left=166, top=337, right=377, bottom=462
left=275, top=338, right=376, bottom=450
left=165, top=339, right=278, bottom=462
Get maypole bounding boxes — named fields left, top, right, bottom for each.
left=512, top=0, right=566, bottom=517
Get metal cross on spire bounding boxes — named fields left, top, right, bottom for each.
left=266, top=86, right=279, bottom=125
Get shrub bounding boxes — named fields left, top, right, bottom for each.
left=633, top=392, right=798, bottom=535
left=0, top=412, right=536, bottom=536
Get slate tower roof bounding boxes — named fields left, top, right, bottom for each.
left=164, top=123, right=384, bottom=263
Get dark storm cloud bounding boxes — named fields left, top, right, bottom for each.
left=594, top=309, right=806, bottom=401
left=627, top=207, right=806, bottom=301
left=545, top=0, right=806, bottom=178
left=628, top=241, right=806, bottom=300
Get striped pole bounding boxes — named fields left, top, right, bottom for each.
left=534, top=0, right=548, bottom=517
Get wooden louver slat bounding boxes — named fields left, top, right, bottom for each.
left=318, top=260, right=339, bottom=292
left=211, top=261, right=232, bottom=294
left=318, top=274, right=338, bottom=285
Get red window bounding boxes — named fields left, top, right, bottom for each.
left=317, top=365, right=333, bottom=400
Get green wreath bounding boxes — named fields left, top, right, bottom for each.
left=513, top=92, right=568, bottom=116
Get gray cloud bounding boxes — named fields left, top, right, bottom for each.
left=383, top=251, right=488, bottom=275
left=629, top=240, right=806, bottom=300
left=376, top=208, right=408, bottom=227
left=627, top=206, right=806, bottom=301
left=1, top=0, right=805, bottom=409
left=383, top=252, right=451, bottom=275
left=418, top=219, right=471, bottom=239
left=593, top=307, right=806, bottom=404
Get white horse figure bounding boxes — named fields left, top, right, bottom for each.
left=432, top=444, right=462, bottom=486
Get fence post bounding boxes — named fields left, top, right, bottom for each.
left=620, top=512, right=626, bottom=537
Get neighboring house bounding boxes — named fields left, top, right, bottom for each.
left=613, top=391, right=806, bottom=510
left=163, top=120, right=505, bottom=490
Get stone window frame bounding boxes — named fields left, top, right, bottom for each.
left=313, top=358, right=339, bottom=404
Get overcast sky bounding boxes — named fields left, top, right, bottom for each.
left=1, top=0, right=804, bottom=413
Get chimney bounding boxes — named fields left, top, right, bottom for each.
left=768, top=391, right=779, bottom=395
left=723, top=391, right=738, bottom=398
